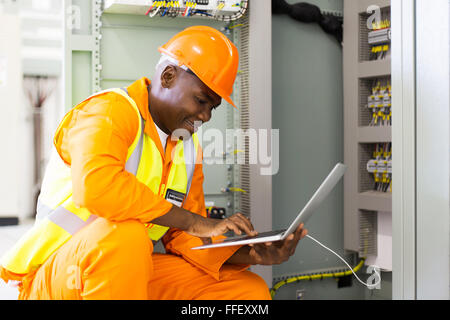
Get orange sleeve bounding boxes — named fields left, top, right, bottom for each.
left=162, top=148, right=249, bottom=281
left=65, top=93, right=173, bottom=223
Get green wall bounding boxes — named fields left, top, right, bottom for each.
left=272, top=0, right=361, bottom=300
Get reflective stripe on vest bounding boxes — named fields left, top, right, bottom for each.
left=1, top=88, right=199, bottom=275
left=41, top=201, right=97, bottom=235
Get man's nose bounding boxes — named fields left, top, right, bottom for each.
left=197, top=108, right=212, bottom=123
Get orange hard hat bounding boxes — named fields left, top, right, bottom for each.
left=159, top=26, right=239, bottom=108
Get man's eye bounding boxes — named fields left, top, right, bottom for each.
left=196, top=97, right=207, bottom=105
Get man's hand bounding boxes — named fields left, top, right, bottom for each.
left=151, top=206, right=257, bottom=238
left=188, top=213, right=257, bottom=238
left=227, top=223, right=308, bottom=265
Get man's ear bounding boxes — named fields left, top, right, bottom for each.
left=160, top=65, right=178, bottom=89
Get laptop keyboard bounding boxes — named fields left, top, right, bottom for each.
left=221, top=229, right=287, bottom=243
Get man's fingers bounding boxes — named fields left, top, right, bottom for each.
left=281, top=224, right=306, bottom=250
left=224, top=219, right=252, bottom=236
left=235, top=213, right=257, bottom=235
left=229, top=214, right=257, bottom=236
left=294, top=224, right=308, bottom=240
left=300, top=228, right=308, bottom=239
left=201, top=237, right=212, bottom=245
left=227, top=221, right=242, bottom=235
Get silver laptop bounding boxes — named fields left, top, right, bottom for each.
left=192, top=163, right=347, bottom=250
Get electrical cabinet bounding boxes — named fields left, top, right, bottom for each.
left=343, top=0, right=392, bottom=270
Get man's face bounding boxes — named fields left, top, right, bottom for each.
left=158, top=65, right=222, bottom=135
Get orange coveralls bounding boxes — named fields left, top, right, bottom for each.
left=0, top=77, right=271, bottom=300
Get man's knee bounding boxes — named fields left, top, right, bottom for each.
left=81, top=218, right=153, bottom=272
left=78, top=219, right=153, bottom=299
left=234, top=271, right=272, bottom=300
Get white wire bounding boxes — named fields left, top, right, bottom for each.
left=305, top=234, right=381, bottom=289
left=149, top=5, right=162, bottom=18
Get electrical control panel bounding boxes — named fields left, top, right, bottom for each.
left=103, top=0, right=245, bottom=18
left=344, top=0, right=392, bottom=271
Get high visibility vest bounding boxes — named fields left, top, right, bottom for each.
left=1, top=88, right=199, bottom=275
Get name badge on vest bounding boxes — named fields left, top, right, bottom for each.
left=165, top=189, right=186, bottom=208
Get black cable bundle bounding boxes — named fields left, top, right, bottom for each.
left=272, top=0, right=343, bottom=44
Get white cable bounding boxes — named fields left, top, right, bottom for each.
left=305, top=234, right=381, bottom=289
left=149, top=4, right=162, bottom=18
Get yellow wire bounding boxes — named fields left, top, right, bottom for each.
left=229, top=23, right=244, bottom=29
left=228, top=187, right=247, bottom=193
left=270, top=259, right=366, bottom=298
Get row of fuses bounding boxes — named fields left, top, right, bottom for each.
left=367, top=79, right=392, bottom=127
left=366, top=143, right=392, bottom=193
left=367, top=91, right=391, bottom=109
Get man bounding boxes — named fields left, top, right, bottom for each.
left=1, top=26, right=307, bottom=300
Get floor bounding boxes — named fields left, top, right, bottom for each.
left=0, top=223, right=33, bottom=300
